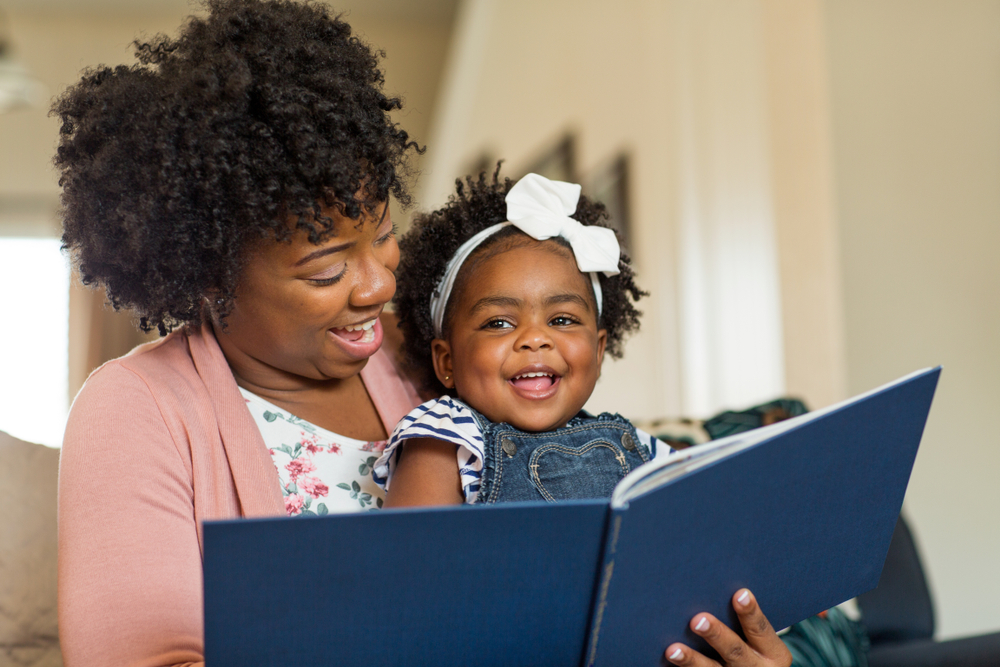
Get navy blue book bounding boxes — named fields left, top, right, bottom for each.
left=203, top=367, right=940, bottom=667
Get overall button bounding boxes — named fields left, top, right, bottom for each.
left=501, top=437, right=517, bottom=457
left=621, top=432, right=636, bottom=451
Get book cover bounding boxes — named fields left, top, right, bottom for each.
left=204, top=367, right=939, bottom=667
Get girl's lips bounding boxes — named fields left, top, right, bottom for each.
left=327, top=317, right=383, bottom=361
left=508, top=374, right=561, bottom=400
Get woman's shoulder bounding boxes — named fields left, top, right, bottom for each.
left=69, top=325, right=229, bottom=429
left=84, top=324, right=227, bottom=393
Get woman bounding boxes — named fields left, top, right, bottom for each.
left=54, top=2, right=791, bottom=666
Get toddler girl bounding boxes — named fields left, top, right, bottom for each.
left=373, top=170, right=672, bottom=506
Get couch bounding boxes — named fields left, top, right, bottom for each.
left=0, top=430, right=62, bottom=667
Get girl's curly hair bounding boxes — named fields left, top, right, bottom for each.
left=394, top=165, right=648, bottom=395
left=53, top=0, right=421, bottom=335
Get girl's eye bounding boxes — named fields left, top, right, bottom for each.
left=550, top=316, right=579, bottom=327
left=483, top=318, right=513, bottom=330
left=307, top=264, right=347, bottom=286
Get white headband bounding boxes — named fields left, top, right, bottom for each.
left=429, top=173, right=621, bottom=337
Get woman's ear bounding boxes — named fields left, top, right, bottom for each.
left=431, top=339, right=455, bottom=389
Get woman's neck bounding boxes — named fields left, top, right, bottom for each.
left=214, top=324, right=388, bottom=441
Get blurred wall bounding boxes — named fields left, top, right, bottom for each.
left=824, top=0, right=1000, bottom=640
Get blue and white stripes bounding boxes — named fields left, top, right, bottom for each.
left=372, top=396, right=671, bottom=504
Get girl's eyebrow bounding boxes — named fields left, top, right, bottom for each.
left=469, top=295, right=521, bottom=314
left=545, top=293, right=592, bottom=310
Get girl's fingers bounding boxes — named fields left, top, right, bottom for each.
left=732, top=589, right=792, bottom=662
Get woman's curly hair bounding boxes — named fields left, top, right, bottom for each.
left=53, top=0, right=420, bottom=334
left=394, top=165, right=648, bottom=396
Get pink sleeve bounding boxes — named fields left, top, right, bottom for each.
left=59, top=363, right=204, bottom=667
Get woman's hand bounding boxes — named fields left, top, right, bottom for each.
left=665, top=589, right=792, bottom=667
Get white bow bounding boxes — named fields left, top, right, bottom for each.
left=429, top=173, right=621, bottom=337
left=505, top=173, right=621, bottom=276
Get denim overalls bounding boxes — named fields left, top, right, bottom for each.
left=468, top=407, right=652, bottom=504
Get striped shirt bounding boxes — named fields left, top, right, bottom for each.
left=372, top=396, right=670, bottom=503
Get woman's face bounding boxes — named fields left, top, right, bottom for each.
left=215, top=201, right=398, bottom=387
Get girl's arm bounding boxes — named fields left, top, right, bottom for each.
left=383, top=437, right=465, bottom=507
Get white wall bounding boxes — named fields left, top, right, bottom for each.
left=824, top=0, right=1000, bottom=640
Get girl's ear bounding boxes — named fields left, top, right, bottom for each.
left=431, top=338, right=455, bottom=389
left=596, top=329, right=608, bottom=377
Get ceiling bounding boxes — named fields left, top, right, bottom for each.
left=1, top=0, right=458, bottom=21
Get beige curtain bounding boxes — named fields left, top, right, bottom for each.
left=67, top=272, right=157, bottom=401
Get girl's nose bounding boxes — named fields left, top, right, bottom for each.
left=516, top=321, right=553, bottom=351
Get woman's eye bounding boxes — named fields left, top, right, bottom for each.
left=307, top=265, right=347, bottom=286
left=375, top=223, right=398, bottom=245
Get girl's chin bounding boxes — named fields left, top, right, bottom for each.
left=326, top=317, right=384, bottom=362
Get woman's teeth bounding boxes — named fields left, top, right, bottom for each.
left=332, top=319, right=376, bottom=343
left=343, top=320, right=376, bottom=332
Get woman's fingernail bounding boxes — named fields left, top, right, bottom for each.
left=737, top=589, right=751, bottom=605
left=669, top=647, right=684, bottom=660
left=695, top=616, right=709, bottom=631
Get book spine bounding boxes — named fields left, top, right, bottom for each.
left=583, top=509, right=625, bottom=667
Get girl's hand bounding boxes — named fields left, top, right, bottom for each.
left=665, top=589, right=792, bottom=667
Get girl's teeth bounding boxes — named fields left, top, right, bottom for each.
left=516, top=372, right=552, bottom=379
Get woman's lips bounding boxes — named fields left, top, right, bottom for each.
left=328, top=317, right=383, bottom=360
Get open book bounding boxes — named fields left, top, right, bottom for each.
left=203, top=367, right=940, bottom=667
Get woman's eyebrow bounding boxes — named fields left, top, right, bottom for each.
left=294, top=241, right=354, bottom=267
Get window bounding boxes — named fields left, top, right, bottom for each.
left=0, top=238, right=70, bottom=447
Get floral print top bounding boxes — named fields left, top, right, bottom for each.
left=239, top=388, right=387, bottom=515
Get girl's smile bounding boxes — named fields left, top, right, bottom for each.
left=432, top=239, right=607, bottom=432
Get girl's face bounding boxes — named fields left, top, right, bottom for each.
left=214, top=201, right=398, bottom=388
left=433, top=239, right=607, bottom=432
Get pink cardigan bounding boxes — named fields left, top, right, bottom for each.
left=58, top=323, right=421, bottom=667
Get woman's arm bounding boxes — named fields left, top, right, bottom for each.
left=59, top=363, right=205, bottom=667
left=383, top=437, right=464, bottom=507
left=666, top=589, right=792, bottom=667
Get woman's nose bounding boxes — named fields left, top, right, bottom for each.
left=350, top=249, right=396, bottom=307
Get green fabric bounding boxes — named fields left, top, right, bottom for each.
left=783, top=607, right=870, bottom=667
